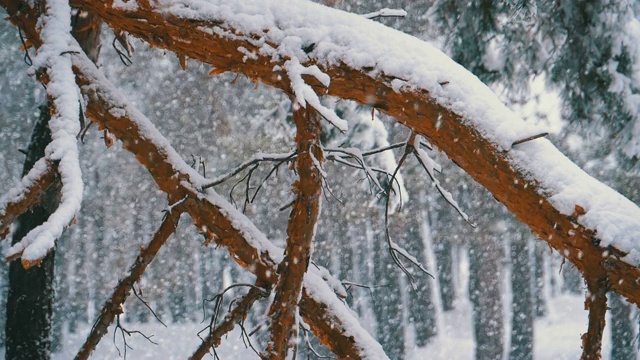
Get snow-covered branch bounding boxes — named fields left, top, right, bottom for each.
left=64, top=38, right=384, bottom=359
left=63, top=0, right=640, bottom=306
left=0, top=159, right=57, bottom=240
left=3, top=0, right=83, bottom=268
left=361, top=8, right=407, bottom=20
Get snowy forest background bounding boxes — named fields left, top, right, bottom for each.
left=0, top=0, right=639, bottom=359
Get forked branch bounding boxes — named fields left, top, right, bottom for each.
left=4, top=0, right=84, bottom=268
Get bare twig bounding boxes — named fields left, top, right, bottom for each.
left=113, top=314, right=158, bottom=359
left=511, top=132, right=548, bottom=147
left=381, top=133, right=433, bottom=287
left=203, top=152, right=296, bottom=189
left=411, top=136, right=471, bottom=224
left=131, top=285, right=166, bottom=328
left=111, top=32, right=132, bottom=66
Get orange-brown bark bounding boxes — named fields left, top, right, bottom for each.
left=0, top=3, right=376, bottom=357
left=0, top=162, right=57, bottom=240
left=580, top=277, right=608, bottom=360
left=75, top=208, right=182, bottom=360
left=266, top=105, right=324, bottom=359
left=65, top=0, right=640, bottom=308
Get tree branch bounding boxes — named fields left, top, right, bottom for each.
left=266, top=105, right=324, bottom=359
left=0, top=160, right=57, bottom=240
left=74, top=206, right=183, bottom=360
left=581, top=276, right=608, bottom=360
left=2, top=0, right=84, bottom=268
left=61, top=0, right=640, bottom=307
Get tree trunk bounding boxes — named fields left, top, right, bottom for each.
left=405, top=211, right=437, bottom=347
left=509, top=232, right=533, bottom=360
left=533, top=242, right=547, bottom=317
left=609, top=292, right=635, bottom=360
left=469, top=231, right=504, bottom=360
left=434, top=236, right=455, bottom=311
left=6, top=104, right=58, bottom=360
left=372, top=214, right=404, bottom=359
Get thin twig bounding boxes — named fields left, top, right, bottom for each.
left=131, top=285, right=166, bottom=327
left=511, top=132, right=548, bottom=147
left=113, top=314, right=158, bottom=359
left=203, top=152, right=296, bottom=189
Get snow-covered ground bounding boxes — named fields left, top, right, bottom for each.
left=0, top=293, right=619, bottom=359
left=408, top=294, right=613, bottom=360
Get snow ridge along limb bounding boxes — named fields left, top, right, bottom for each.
left=67, top=0, right=640, bottom=305
left=4, top=0, right=83, bottom=267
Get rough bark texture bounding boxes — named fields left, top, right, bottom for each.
left=581, top=277, right=607, bottom=360
left=266, top=105, right=324, bottom=359
left=0, top=6, right=374, bottom=355
left=60, top=0, right=640, bottom=308
left=75, top=209, right=182, bottom=360
left=6, top=104, right=58, bottom=360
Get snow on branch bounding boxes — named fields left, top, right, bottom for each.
left=62, top=0, right=640, bottom=304
left=411, top=135, right=470, bottom=223
left=59, top=43, right=385, bottom=359
left=4, top=0, right=83, bottom=267
left=282, top=59, right=348, bottom=132
left=361, top=8, right=407, bottom=20
left=0, top=159, right=57, bottom=240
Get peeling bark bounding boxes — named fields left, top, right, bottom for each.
left=266, top=105, right=323, bottom=359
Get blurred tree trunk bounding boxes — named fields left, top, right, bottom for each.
left=405, top=208, right=436, bottom=347
left=609, top=293, right=635, bottom=360
left=469, top=229, right=504, bottom=360
left=509, top=231, right=533, bottom=360
left=434, top=236, right=455, bottom=311
left=562, top=265, right=583, bottom=294
left=533, top=242, right=546, bottom=317
left=372, top=212, right=404, bottom=359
